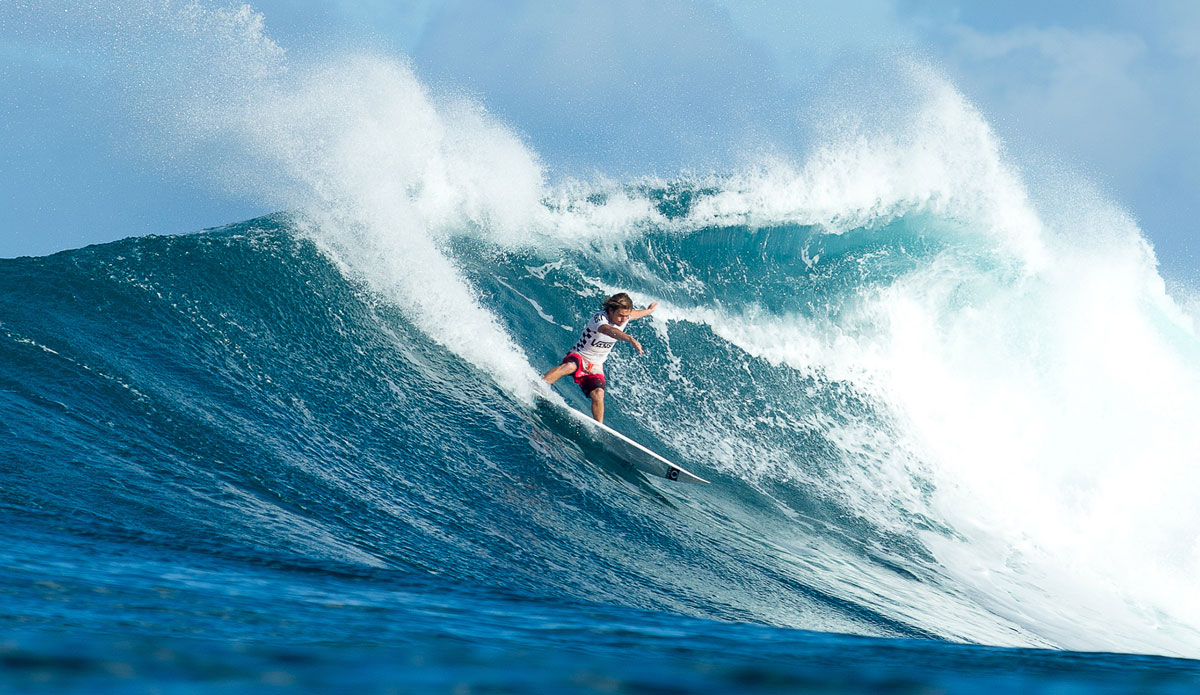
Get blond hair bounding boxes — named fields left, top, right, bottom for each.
left=603, top=293, right=633, bottom=312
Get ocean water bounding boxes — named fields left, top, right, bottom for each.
left=5, top=2, right=1200, bottom=693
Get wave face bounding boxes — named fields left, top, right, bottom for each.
left=4, top=173, right=1200, bottom=659
left=5, top=0, right=1200, bottom=689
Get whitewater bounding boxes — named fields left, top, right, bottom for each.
left=3, top=1, right=1200, bottom=691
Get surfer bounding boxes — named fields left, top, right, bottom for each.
left=543, top=292, right=657, bottom=423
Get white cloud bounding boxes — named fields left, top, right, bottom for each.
left=919, top=14, right=1200, bottom=278
left=713, top=0, right=917, bottom=82
left=950, top=26, right=1152, bottom=132
left=1143, top=0, right=1200, bottom=59
left=936, top=24, right=1160, bottom=189
left=412, top=0, right=781, bottom=174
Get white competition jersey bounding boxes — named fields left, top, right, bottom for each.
left=572, top=312, right=628, bottom=372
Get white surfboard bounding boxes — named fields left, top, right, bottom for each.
left=544, top=397, right=710, bottom=484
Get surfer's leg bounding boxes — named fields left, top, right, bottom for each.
left=589, top=388, right=605, bottom=423
left=543, top=362, right=575, bottom=384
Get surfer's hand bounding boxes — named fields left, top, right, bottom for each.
left=630, top=337, right=643, bottom=355
left=646, top=302, right=658, bottom=313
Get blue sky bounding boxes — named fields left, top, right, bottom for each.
left=3, top=0, right=1198, bottom=282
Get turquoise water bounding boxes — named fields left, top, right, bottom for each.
left=3, top=214, right=1200, bottom=692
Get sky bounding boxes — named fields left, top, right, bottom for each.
left=2, top=0, right=1198, bottom=282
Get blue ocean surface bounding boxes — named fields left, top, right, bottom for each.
left=3, top=214, right=1200, bottom=693
left=6, top=3, right=1200, bottom=692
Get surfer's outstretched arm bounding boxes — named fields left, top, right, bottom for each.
left=628, top=302, right=658, bottom=320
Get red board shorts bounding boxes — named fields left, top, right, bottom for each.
left=562, top=353, right=606, bottom=396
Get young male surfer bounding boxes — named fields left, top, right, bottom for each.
left=542, top=292, right=657, bottom=423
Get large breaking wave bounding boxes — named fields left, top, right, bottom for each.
left=4, top=0, right=1200, bottom=663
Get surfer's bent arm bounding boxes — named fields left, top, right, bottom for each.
left=597, top=324, right=643, bottom=354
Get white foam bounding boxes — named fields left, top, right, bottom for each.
left=685, top=61, right=1048, bottom=273
left=549, top=59, right=1200, bottom=654
left=658, top=70, right=1200, bottom=653
left=92, top=2, right=556, bottom=400
left=227, top=54, right=551, bottom=398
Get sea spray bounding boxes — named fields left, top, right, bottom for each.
left=625, top=65, right=1200, bottom=652
left=45, top=1, right=555, bottom=398
left=230, top=54, right=550, bottom=398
